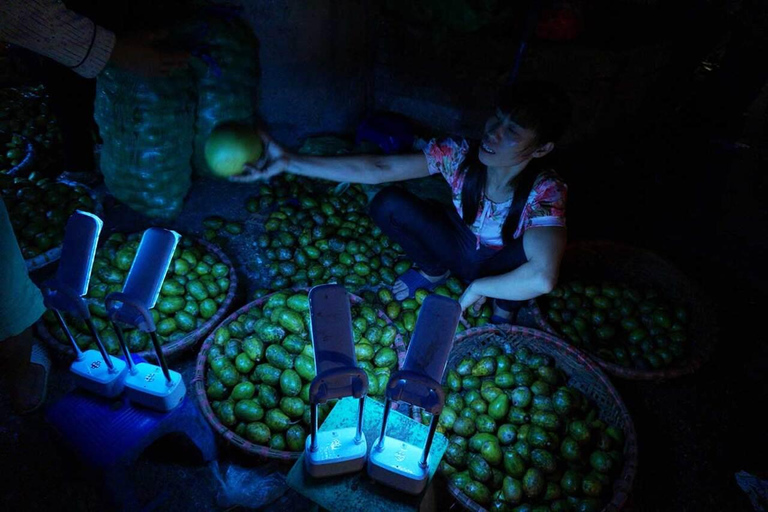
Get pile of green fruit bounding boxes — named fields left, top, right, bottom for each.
left=203, top=289, right=403, bottom=453
left=344, top=284, right=493, bottom=347
left=201, top=215, right=243, bottom=242
left=1, top=175, right=97, bottom=259
left=0, top=86, right=62, bottom=152
left=424, top=344, right=624, bottom=511
left=539, top=280, right=689, bottom=370
left=247, top=174, right=412, bottom=291
left=0, top=132, right=30, bottom=173
left=236, top=171, right=497, bottom=341
left=349, top=300, right=401, bottom=396
left=42, top=233, right=233, bottom=354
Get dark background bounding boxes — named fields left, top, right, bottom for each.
left=2, top=0, right=767, bottom=510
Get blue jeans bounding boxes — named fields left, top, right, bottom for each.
left=369, top=186, right=528, bottom=312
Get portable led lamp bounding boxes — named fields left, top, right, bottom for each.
left=304, top=284, right=369, bottom=478
left=41, top=211, right=128, bottom=398
left=105, top=228, right=185, bottom=412
left=367, top=294, right=461, bottom=495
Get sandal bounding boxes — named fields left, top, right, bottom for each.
left=489, top=314, right=513, bottom=325
left=393, top=268, right=448, bottom=300
left=488, top=300, right=520, bottom=326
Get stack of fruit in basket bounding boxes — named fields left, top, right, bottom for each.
left=244, top=174, right=408, bottom=291
left=204, top=289, right=403, bottom=452
left=349, top=300, right=400, bottom=396
left=423, top=345, right=624, bottom=511
left=0, top=175, right=96, bottom=259
left=0, top=132, right=30, bottom=174
left=254, top=283, right=493, bottom=348
left=0, top=86, right=61, bottom=153
left=42, top=233, right=232, bottom=354
left=539, top=280, right=689, bottom=370
left=346, top=285, right=493, bottom=347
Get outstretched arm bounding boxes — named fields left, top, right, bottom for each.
left=281, top=153, right=430, bottom=185
left=232, top=132, right=431, bottom=185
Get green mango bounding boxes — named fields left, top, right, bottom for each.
left=231, top=381, right=255, bottom=401
left=471, top=356, right=496, bottom=377
left=503, top=476, right=524, bottom=505
left=522, top=468, right=545, bottom=499
left=234, top=400, right=264, bottom=422
left=488, top=395, right=510, bottom=421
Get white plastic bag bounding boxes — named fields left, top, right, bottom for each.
left=211, top=460, right=287, bottom=509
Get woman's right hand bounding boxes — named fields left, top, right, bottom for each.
left=230, top=131, right=290, bottom=183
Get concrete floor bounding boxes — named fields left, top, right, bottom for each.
left=2, top=76, right=767, bottom=512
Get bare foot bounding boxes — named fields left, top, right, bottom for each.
left=392, top=269, right=449, bottom=301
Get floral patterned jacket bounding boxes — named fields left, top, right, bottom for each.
left=422, top=137, right=567, bottom=249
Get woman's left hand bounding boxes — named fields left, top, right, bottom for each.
left=459, top=283, right=486, bottom=313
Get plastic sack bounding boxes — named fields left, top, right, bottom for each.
left=94, top=64, right=195, bottom=219
left=190, top=17, right=259, bottom=176
left=211, top=460, right=287, bottom=509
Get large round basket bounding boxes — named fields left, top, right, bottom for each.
left=1, top=131, right=36, bottom=177
left=37, top=234, right=238, bottom=360
left=445, top=325, right=637, bottom=512
left=24, top=178, right=104, bottom=272
left=193, top=288, right=408, bottom=460
left=529, top=240, right=717, bottom=380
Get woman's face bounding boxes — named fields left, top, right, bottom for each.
left=478, top=109, right=540, bottom=168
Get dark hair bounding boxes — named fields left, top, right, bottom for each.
left=460, top=81, right=571, bottom=245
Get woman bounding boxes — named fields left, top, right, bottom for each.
left=235, top=81, right=571, bottom=323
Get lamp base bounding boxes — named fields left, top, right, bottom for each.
left=124, top=362, right=185, bottom=412
left=304, top=427, right=367, bottom=478
left=70, top=350, right=127, bottom=398
left=367, top=435, right=429, bottom=495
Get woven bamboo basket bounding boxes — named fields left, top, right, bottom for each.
left=530, top=240, right=717, bottom=380
left=20, top=178, right=104, bottom=272
left=443, top=325, right=637, bottom=512
left=37, top=234, right=238, bottom=360
left=193, top=288, right=407, bottom=460
left=1, top=131, right=36, bottom=178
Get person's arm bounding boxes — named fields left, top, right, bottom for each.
left=0, top=0, right=115, bottom=79
left=459, top=226, right=567, bottom=310
left=233, top=133, right=431, bottom=184
left=283, top=153, right=430, bottom=185
left=0, top=0, right=188, bottom=78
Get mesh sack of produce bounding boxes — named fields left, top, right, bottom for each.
left=190, top=17, right=259, bottom=176
left=94, top=64, right=195, bottom=219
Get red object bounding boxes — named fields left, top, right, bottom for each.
left=535, top=3, right=584, bottom=41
